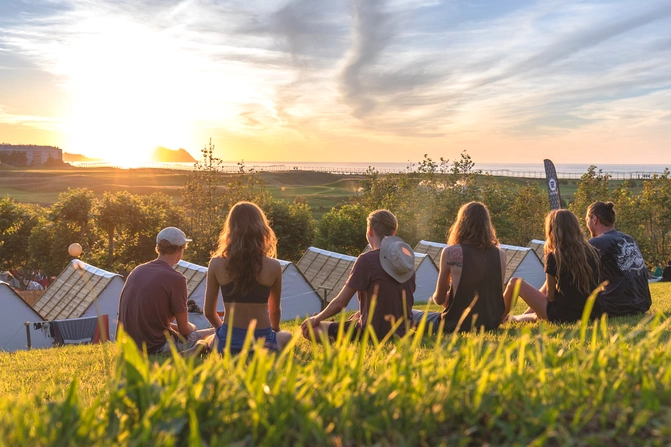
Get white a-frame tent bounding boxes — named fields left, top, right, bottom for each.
left=413, top=253, right=439, bottom=303
left=173, top=260, right=214, bottom=329
left=32, top=260, right=125, bottom=340
left=528, top=239, right=546, bottom=264
left=0, top=282, right=52, bottom=352
left=175, top=258, right=322, bottom=328
left=296, top=247, right=359, bottom=311
left=414, top=240, right=446, bottom=266
left=500, top=244, right=545, bottom=289
left=414, top=240, right=546, bottom=289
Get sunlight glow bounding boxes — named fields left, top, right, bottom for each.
left=59, top=15, right=264, bottom=164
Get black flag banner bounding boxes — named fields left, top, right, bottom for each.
left=544, top=159, right=562, bottom=210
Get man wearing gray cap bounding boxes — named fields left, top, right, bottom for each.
left=301, top=210, right=416, bottom=342
left=118, top=227, right=214, bottom=354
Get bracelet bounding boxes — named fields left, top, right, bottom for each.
left=272, top=327, right=280, bottom=332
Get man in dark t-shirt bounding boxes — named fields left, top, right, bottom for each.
left=586, top=202, right=651, bottom=316
left=118, top=227, right=214, bottom=354
left=301, top=210, right=415, bottom=342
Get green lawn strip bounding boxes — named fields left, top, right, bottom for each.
left=1, top=283, right=671, bottom=445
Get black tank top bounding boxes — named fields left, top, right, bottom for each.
left=221, top=280, right=270, bottom=304
left=441, top=244, right=505, bottom=332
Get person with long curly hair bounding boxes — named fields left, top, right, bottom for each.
left=412, top=201, right=510, bottom=333
left=194, top=201, right=292, bottom=355
left=505, top=209, right=602, bottom=323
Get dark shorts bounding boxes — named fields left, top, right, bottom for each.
left=546, top=301, right=595, bottom=323
left=326, top=320, right=362, bottom=342
left=215, top=323, right=278, bottom=354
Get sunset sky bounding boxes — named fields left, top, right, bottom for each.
left=1, top=0, right=670, bottom=164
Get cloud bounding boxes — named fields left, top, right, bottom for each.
left=0, top=0, right=671, bottom=162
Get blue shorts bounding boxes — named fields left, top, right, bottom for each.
left=215, top=323, right=278, bottom=354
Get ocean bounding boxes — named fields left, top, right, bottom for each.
left=71, top=160, right=670, bottom=179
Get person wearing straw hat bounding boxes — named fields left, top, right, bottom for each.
left=118, top=227, right=214, bottom=354
left=301, top=210, right=416, bottom=343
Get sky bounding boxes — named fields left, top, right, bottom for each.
left=1, top=0, right=670, bottom=165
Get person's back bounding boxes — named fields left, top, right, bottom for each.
left=201, top=201, right=292, bottom=355
left=301, top=210, right=415, bottom=343
left=544, top=248, right=601, bottom=322
left=441, top=244, right=505, bottom=332
left=589, top=230, right=651, bottom=315
left=347, top=248, right=415, bottom=339
left=586, top=202, right=651, bottom=316
left=118, top=259, right=188, bottom=353
left=413, top=202, right=509, bottom=333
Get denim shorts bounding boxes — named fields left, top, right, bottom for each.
left=215, top=323, right=278, bottom=354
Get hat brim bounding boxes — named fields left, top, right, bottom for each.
left=380, top=236, right=415, bottom=283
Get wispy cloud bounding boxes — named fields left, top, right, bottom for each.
left=0, top=0, right=670, bottom=162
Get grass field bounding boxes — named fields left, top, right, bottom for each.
left=0, top=167, right=358, bottom=219
left=1, top=166, right=643, bottom=212
left=1, top=283, right=671, bottom=445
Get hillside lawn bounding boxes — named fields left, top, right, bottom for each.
left=0, top=167, right=358, bottom=218
left=1, top=283, right=671, bottom=445
left=0, top=166, right=644, bottom=218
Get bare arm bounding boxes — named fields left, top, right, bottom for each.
left=545, top=274, right=557, bottom=302
left=174, top=312, right=196, bottom=336
left=204, top=258, right=223, bottom=329
left=499, top=248, right=507, bottom=287
left=433, top=246, right=460, bottom=307
left=301, top=284, right=357, bottom=330
left=267, top=261, right=283, bottom=331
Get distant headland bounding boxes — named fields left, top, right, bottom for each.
left=150, top=146, right=196, bottom=163
left=63, top=146, right=196, bottom=164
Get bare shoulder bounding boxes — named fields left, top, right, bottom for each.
left=442, top=245, right=463, bottom=267
left=263, top=257, right=282, bottom=274
left=208, top=256, right=225, bottom=269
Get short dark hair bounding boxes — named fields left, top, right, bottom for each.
left=156, top=239, right=186, bottom=255
left=587, top=201, right=616, bottom=226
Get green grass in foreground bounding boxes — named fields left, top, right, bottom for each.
left=1, top=283, right=671, bottom=446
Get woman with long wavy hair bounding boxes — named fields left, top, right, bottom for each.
left=413, top=201, right=510, bottom=333
left=505, top=209, right=602, bottom=323
left=196, top=201, right=292, bottom=354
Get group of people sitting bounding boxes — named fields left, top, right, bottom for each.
left=117, top=199, right=652, bottom=356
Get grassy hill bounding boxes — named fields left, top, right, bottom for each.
left=1, top=283, right=671, bottom=445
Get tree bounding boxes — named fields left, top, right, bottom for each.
left=0, top=197, right=43, bottom=272
left=0, top=151, right=28, bottom=167
left=569, top=166, right=611, bottom=233
left=263, top=200, right=316, bottom=262
left=29, top=188, right=97, bottom=276
left=181, top=140, right=273, bottom=265
left=505, top=183, right=548, bottom=246
left=92, top=191, right=180, bottom=273
left=315, top=204, right=369, bottom=255
left=638, top=170, right=671, bottom=267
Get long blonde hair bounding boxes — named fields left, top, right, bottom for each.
left=213, top=201, right=277, bottom=296
left=447, top=202, right=499, bottom=249
left=544, top=209, right=600, bottom=295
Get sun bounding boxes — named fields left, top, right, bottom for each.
left=61, top=18, right=196, bottom=166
